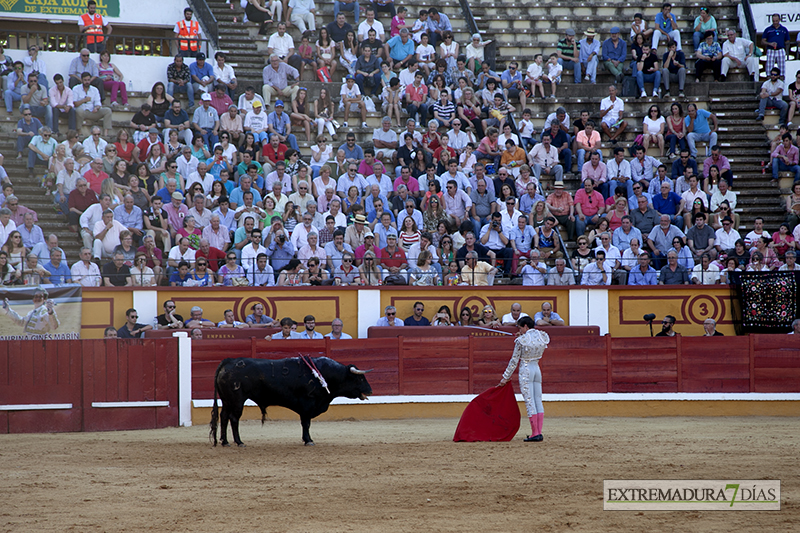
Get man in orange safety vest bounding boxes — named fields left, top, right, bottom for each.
left=174, top=7, right=204, bottom=58
left=78, top=0, right=112, bottom=53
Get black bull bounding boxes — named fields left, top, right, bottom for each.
left=209, top=357, right=373, bottom=446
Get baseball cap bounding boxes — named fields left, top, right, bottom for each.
left=172, top=192, right=184, bottom=200
left=274, top=99, right=284, bottom=107
left=201, top=93, right=211, bottom=101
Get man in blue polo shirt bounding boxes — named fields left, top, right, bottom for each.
left=684, top=103, right=717, bottom=158
left=761, top=13, right=790, bottom=80
left=651, top=181, right=684, bottom=229
left=384, top=28, right=415, bottom=70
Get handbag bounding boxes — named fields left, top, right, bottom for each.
left=316, top=66, right=332, bottom=83
left=383, top=274, right=407, bottom=285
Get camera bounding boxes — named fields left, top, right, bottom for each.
left=278, top=234, right=286, bottom=243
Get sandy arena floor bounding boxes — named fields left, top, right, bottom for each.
left=1, top=417, right=798, bottom=532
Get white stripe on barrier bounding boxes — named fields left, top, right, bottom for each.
left=91, top=401, right=170, bottom=408
left=192, top=392, right=800, bottom=408
left=0, top=403, right=73, bottom=411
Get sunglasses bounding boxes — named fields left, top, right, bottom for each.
left=386, top=312, right=396, bottom=316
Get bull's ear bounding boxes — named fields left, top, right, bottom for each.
left=350, top=366, right=373, bottom=375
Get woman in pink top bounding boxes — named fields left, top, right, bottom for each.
left=98, top=51, right=127, bottom=106
left=607, top=197, right=629, bottom=231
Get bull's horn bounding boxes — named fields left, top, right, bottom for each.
left=350, top=367, right=373, bottom=375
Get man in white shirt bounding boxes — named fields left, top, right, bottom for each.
left=291, top=212, right=319, bottom=250
left=92, top=208, right=125, bottom=260
left=779, top=250, right=800, bottom=271
left=298, top=231, right=326, bottom=266
left=528, top=133, right=563, bottom=182
left=244, top=99, right=270, bottom=144
left=709, top=177, right=736, bottom=212
left=70, top=247, right=101, bottom=287
left=168, top=238, right=197, bottom=272
left=241, top=228, right=267, bottom=271
left=188, top=194, right=212, bottom=229
left=79, top=192, right=111, bottom=250
left=372, top=117, right=398, bottom=163
left=691, top=253, right=720, bottom=285
left=366, top=165, right=394, bottom=199
left=714, top=216, right=740, bottom=255
left=202, top=215, right=230, bottom=251
left=581, top=249, right=613, bottom=285
left=185, top=162, right=214, bottom=194
left=81, top=126, right=107, bottom=160
left=213, top=52, right=237, bottom=97
left=176, top=146, right=199, bottom=180
left=288, top=0, right=317, bottom=34
left=237, top=86, right=266, bottom=116
left=479, top=212, right=513, bottom=275
left=594, top=231, right=622, bottom=270
left=446, top=119, right=470, bottom=154
left=72, top=72, right=111, bottom=136
left=547, top=258, right=576, bottom=286
left=357, top=8, right=385, bottom=41
left=337, top=162, right=368, bottom=197
left=246, top=253, right=276, bottom=286
left=440, top=159, right=471, bottom=193
left=325, top=317, right=353, bottom=339
left=721, top=28, right=758, bottom=82
left=599, top=84, right=627, bottom=143
left=744, top=217, right=766, bottom=249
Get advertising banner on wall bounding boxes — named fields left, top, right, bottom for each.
left=0, top=285, right=82, bottom=340
left=750, top=2, right=800, bottom=33
left=0, top=0, right=119, bottom=18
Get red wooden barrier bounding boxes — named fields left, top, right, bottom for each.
left=0, top=341, right=83, bottom=434
left=189, top=334, right=800, bottom=400
left=367, top=325, right=600, bottom=338
left=752, top=335, right=800, bottom=392
left=0, top=340, right=178, bottom=434
left=680, top=337, right=750, bottom=393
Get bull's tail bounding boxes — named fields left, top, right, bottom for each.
left=209, top=360, right=226, bottom=447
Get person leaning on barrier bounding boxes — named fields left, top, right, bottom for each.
left=271, top=316, right=304, bottom=339
left=117, top=308, right=152, bottom=339
left=376, top=305, right=404, bottom=326
left=217, top=309, right=249, bottom=329
left=534, top=302, right=564, bottom=326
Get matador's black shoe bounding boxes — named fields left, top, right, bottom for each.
left=524, top=434, right=543, bottom=442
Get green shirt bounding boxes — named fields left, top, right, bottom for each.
left=557, top=37, right=580, bottom=59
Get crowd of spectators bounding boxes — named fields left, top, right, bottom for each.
left=1, top=3, right=800, bottom=289
left=106, top=299, right=351, bottom=340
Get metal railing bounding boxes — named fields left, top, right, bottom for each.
left=188, top=0, right=220, bottom=50
left=457, top=0, right=496, bottom=69
left=3, top=31, right=214, bottom=58
left=738, top=0, right=758, bottom=45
